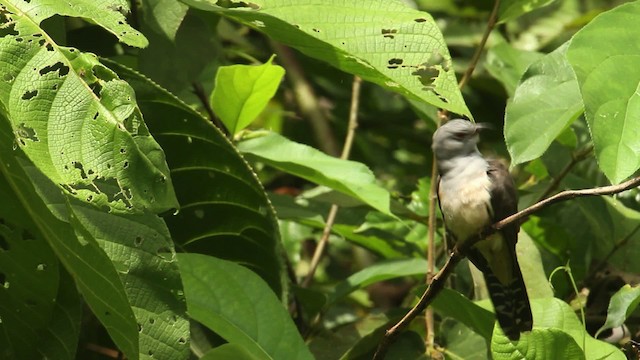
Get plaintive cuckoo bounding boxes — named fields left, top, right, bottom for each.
left=432, top=119, right=533, bottom=340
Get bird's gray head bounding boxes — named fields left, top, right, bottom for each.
left=432, top=119, right=485, bottom=161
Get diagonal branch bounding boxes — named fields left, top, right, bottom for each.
left=373, top=174, right=640, bottom=359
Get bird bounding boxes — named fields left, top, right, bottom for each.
left=432, top=119, right=533, bottom=340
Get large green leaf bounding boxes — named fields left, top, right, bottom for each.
left=107, top=60, right=286, bottom=297
left=67, top=203, right=190, bottom=359
left=0, top=118, right=139, bottom=359
left=492, top=328, right=584, bottom=360
left=178, top=253, right=314, bottom=360
left=433, top=288, right=496, bottom=340
left=1, top=0, right=147, bottom=47
left=182, top=0, right=470, bottom=117
left=505, top=43, right=583, bottom=165
left=139, top=9, right=220, bottom=94
left=239, top=131, right=392, bottom=216
left=495, top=298, right=625, bottom=360
left=0, top=1, right=177, bottom=214
left=211, top=56, right=285, bottom=136
left=567, top=1, right=640, bottom=183
left=0, top=227, right=81, bottom=360
left=596, top=284, right=640, bottom=338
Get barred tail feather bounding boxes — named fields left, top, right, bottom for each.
left=484, top=267, right=533, bottom=340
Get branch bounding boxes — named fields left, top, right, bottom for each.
left=373, top=175, right=640, bottom=359
left=302, top=76, right=362, bottom=287
left=272, top=42, right=341, bottom=157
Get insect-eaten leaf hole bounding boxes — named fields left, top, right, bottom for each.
left=21, top=90, right=37, bottom=100
left=414, top=18, right=427, bottom=22
left=381, top=28, right=398, bottom=39
left=387, top=58, right=404, bottom=69
left=39, top=62, right=69, bottom=77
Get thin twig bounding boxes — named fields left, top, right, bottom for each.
left=581, top=222, right=640, bottom=288
left=457, top=0, right=501, bottom=91
left=536, top=145, right=594, bottom=202
left=272, top=42, right=341, bottom=156
left=302, top=76, right=362, bottom=287
left=373, top=175, right=640, bottom=359
left=425, top=135, right=440, bottom=353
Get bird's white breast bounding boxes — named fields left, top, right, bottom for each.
left=439, top=161, right=493, bottom=243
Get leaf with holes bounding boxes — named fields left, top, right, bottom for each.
left=211, top=55, right=285, bottom=136
left=106, top=59, right=286, bottom=297
left=2, top=0, right=147, bottom=47
left=182, top=0, right=470, bottom=117
left=567, top=1, right=640, bottom=184
left=0, top=116, right=139, bottom=359
left=0, top=2, right=176, bottom=214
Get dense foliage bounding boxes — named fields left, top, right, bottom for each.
left=0, top=0, right=639, bottom=359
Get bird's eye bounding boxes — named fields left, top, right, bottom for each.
left=453, top=132, right=466, bottom=140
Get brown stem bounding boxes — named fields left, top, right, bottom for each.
left=373, top=174, right=640, bottom=359
left=536, top=145, right=594, bottom=202
left=272, top=42, right=341, bottom=156
left=457, top=0, right=501, bottom=91
left=581, top=222, right=640, bottom=288
left=302, top=77, right=362, bottom=287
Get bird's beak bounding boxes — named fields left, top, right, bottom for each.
left=474, top=122, right=494, bottom=133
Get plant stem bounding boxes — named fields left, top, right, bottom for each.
left=302, top=76, right=362, bottom=287
left=272, top=42, right=341, bottom=156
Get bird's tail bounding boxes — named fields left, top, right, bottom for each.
left=484, top=265, right=533, bottom=340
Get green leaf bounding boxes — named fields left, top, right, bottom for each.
left=431, top=288, right=495, bottom=340
left=499, top=0, right=557, bottom=23
left=328, top=258, right=428, bottom=304
left=0, top=175, right=61, bottom=359
left=201, top=344, right=261, bottom=360
left=527, top=298, right=625, bottom=360
left=517, top=231, right=554, bottom=299
left=108, top=60, right=286, bottom=297
left=211, top=56, right=285, bottom=136
left=492, top=327, right=585, bottom=360
left=66, top=203, right=190, bottom=359
left=567, top=1, right=640, bottom=183
left=239, top=131, right=392, bottom=216
left=0, top=4, right=177, bottom=214
left=141, top=0, right=189, bottom=41
left=177, top=253, right=314, bottom=360
left=596, top=284, right=640, bottom=338
left=139, top=10, right=220, bottom=93
left=38, top=269, right=82, bottom=360
left=182, top=0, right=470, bottom=117
left=1, top=0, right=147, bottom=47
left=270, top=193, right=419, bottom=259
left=505, top=42, right=583, bottom=165
left=485, top=42, right=544, bottom=96
left=0, top=118, right=140, bottom=360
